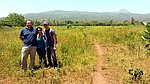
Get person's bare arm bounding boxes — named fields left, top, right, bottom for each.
left=19, top=36, right=24, bottom=41
left=53, top=35, right=57, bottom=51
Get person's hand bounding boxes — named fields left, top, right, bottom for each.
left=53, top=47, right=57, bottom=51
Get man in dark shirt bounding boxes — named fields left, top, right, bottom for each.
left=43, top=22, right=58, bottom=68
left=19, top=20, right=37, bottom=70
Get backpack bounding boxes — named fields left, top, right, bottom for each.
left=48, top=28, right=58, bottom=44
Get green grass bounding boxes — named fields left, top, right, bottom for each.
left=0, top=26, right=150, bottom=84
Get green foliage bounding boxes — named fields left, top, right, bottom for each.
left=131, top=17, right=135, bottom=25
left=32, top=20, right=41, bottom=27
left=128, top=68, right=143, bottom=81
left=141, top=22, right=150, bottom=50
left=0, top=13, right=25, bottom=27
left=66, top=24, right=72, bottom=28
left=41, top=20, right=134, bottom=26
left=146, top=24, right=150, bottom=33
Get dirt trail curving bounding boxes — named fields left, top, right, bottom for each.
left=92, top=42, right=110, bottom=84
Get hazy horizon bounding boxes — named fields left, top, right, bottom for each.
left=1, top=0, right=150, bottom=17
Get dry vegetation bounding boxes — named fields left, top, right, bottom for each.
left=0, top=26, right=149, bottom=84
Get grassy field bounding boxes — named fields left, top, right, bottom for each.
left=92, top=26, right=149, bottom=84
left=0, top=26, right=149, bottom=84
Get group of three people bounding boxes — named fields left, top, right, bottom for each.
left=19, top=20, right=57, bottom=70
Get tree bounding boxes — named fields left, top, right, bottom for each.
left=32, top=19, right=41, bottom=27
left=130, top=17, right=135, bottom=25
left=2, top=13, right=25, bottom=27
left=108, top=20, right=113, bottom=26
left=90, top=21, right=98, bottom=26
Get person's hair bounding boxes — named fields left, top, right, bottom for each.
left=26, top=19, right=32, bottom=24
left=37, top=27, right=42, bottom=31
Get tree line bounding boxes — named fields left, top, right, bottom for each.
left=0, top=13, right=141, bottom=28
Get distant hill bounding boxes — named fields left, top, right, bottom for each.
left=11, top=10, right=150, bottom=22
left=113, top=9, right=131, bottom=14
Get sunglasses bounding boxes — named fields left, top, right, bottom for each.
left=44, top=24, right=48, bottom=26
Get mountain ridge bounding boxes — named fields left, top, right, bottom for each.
left=3, top=10, right=150, bottom=22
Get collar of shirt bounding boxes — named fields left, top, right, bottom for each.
left=26, top=27, right=33, bottom=29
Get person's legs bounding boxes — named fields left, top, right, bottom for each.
left=50, top=47, right=58, bottom=68
left=37, top=48, right=43, bottom=66
left=29, top=46, right=37, bottom=69
left=21, top=47, right=30, bottom=70
left=42, top=48, right=47, bottom=66
left=46, top=46, right=53, bottom=67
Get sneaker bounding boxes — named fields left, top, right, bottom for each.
left=55, top=67, right=61, bottom=71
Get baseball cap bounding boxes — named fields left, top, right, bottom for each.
left=43, top=21, right=49, bottom=25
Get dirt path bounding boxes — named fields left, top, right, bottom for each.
left=92, top=42, right=110, bottom=84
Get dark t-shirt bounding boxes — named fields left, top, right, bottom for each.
left=37, top=35, right=45, bottom=48
left=20, top=27, right=37, bottom=47
left=44, top=28, right=55, bottom=47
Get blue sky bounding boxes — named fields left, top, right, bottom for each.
left=0, top=0, right=150, bottom=17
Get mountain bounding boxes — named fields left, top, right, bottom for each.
left=113, top=9, right=131, bottom=13
left=23, top=10, right=150, bottom=22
